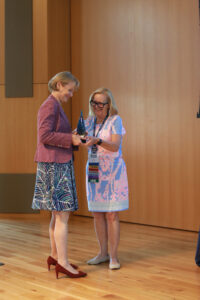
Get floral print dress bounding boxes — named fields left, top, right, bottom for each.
left=85, top=115, right=129, bottom=212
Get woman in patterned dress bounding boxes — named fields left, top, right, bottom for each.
left=32, top=71, right=86, bottom=278
left=83, top=88, right=129, bottom=270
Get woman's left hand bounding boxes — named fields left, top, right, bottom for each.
left=72, top=134, right=82, bottom=146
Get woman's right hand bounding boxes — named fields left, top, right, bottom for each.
left=72, top=134, right=82, bottom=146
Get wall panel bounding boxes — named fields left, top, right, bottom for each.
left=0, top=84, right=48, bottom=173
left=33, top=0, right=48, bottom=83
left=0, top=0, right=5, bottom=84
left=0, top=0, right=49, bottom=213
left=0, top=0, right=72, bottom=213
left=47, top=0, right=71, bottom=120
left=5, top=0, right=33, bottom=97
left=71, top=0, right=200, bottom=230
left=0, top=0, right=49, bottom=174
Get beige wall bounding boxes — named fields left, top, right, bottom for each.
left=0, top=0, right=71, bottom=214
left=71, top=0, right=200, bottom=231
left=0, top=0, right=71, bottom=174
left=0, top=0, right=48, bottom=174
left=1, top=0, right=200, bottom=230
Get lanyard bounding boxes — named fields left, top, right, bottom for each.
left=93, top=114, right=109, bottom=137
left=89, top=114, right=108, bottom=183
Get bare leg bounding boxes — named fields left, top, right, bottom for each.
left=54, top=211, right=78, bottom=274
left=49, top=212, right=57, bottom=259
left=93, top=212, right=108, bottom=257
left=106, top=212, right=120, bottom=264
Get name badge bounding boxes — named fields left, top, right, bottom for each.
left=88, top=145, right=99, bottom=183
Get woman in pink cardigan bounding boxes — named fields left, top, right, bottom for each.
left=32, top=71, right=87, bottom=279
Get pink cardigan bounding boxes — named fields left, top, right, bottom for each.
left=34, top=95, right=72, bottom=163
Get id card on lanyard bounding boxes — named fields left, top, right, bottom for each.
left=88, top=114, right=108, bottom=183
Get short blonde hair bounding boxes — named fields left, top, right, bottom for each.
left=48, top=71, right=80, bottom=93
left=89, top=87, right=118, bottom=116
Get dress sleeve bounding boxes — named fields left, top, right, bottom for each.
left=111, top=115, right=126, bottom=136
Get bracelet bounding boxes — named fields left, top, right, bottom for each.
left=97, top=138, right=103, bottom=145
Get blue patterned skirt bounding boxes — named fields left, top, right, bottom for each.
left=32, top=160, right=78, bottom=211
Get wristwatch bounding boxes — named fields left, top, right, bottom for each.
left=97, top=138, right=103, bottom=145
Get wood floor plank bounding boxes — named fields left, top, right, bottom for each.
left=0, top=215, right=199, bottom=299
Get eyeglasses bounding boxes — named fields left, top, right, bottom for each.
left=90, top=100, right=108, bottom=108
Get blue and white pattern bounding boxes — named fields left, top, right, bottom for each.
left=32, top=160, right=78, bottom=211
left=85, top=115, right=129, bottom=212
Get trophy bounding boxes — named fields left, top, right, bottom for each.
left=77, top=111, right=86, bottom=143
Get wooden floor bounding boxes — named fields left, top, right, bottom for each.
left=0, top=215, right=199, bottom=300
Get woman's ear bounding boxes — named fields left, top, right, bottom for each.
left=56, top=81, right=62, bottom=90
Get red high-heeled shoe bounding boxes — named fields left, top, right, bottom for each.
left=47, top=256, right=78, bottom=271
left=55, top=263, right=87, bottom=279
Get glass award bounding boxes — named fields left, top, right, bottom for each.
left=77, top=111, right=86, bottom=143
